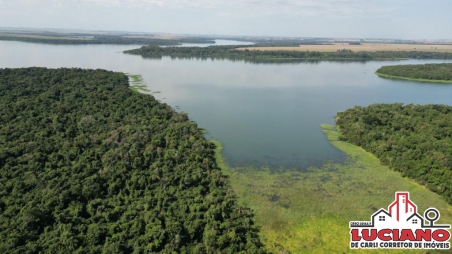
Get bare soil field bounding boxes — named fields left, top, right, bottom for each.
left=238, top=43, right=452, bottom=52
left=0, top=33, right=92, bottom=40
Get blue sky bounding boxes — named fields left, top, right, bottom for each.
left=0, top=0, right=451, bottom=39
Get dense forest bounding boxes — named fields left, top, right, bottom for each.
left=0, top=34, right=215, bottom=45
left=124, top=45, right=452, bottom=61
left=0, top=68, right=266, bottom=253
left=336, top=104, right=452, bottom=204
left=376, top=63, right=452, bottom=82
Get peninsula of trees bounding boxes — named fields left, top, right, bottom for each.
left=124, top=45, right=452, bottom=62
left=0, top=68, right=266, bottom=253
left=376, top=63, right=452, bottom=83
left=336, top=104, right=452, bottom=204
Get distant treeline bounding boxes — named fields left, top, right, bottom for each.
left=0, top=68, right=266, bottom=253
left=336, top=104, right=452, bottom=204
left=250, top=40, right=332, bottom=47
left=376, top=63, right=452, bottom=82
left=124, top=45, right=452, bottom=61
left=0, top=34, right=215, bottom=45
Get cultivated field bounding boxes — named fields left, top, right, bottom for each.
left=238, top=43, right=452, bottom=52
left=0, top=33, right=92, bottom=40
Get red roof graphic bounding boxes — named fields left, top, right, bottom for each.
left=388, top=192, right=417, bottom=221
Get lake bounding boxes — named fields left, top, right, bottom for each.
left=1, top=40, right=452, bottom=169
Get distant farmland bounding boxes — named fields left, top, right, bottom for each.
left=238, top=43, right=452, bottom=52
left=0, top=33, right=92, bottom=40
left=124, top=35, right=180, bottom=40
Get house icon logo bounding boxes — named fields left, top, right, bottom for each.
left=349, top=192, right=451, bottom=250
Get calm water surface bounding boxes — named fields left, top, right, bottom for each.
left=1, top=40, right=452, bottom=169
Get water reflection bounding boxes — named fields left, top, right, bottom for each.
left=137, top=54, right=375, bottom=65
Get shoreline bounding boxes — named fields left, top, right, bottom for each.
left=210, top=124, right=452, bottom=253
left=376, top=72, right=452, bottom=84
left=124, top=52, right=412, bottom=62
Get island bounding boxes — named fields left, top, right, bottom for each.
left=376, top=63, right=452, bottom=83
left=124, top=45, right=452, bottom=62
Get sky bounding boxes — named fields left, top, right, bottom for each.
left=0, top=0, right=451, bottom=39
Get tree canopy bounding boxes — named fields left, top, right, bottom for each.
left=376, top=63, right=452, bottom=82
left=124, top=45, right=452, bottom=62
left=336, top=103, right=452, bottom=204
left=0, top=68, right=266, bottom=253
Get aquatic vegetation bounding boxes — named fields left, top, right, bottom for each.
left=126, top=73, right=151, bottom=92
left=129, top=84, right=150, bottom=92
left=198, top=128, right=209, bottom=134
left=212, top=125, right=452, bottom=253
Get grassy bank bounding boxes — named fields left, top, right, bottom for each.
left=212, top=125, right=452, bottom=253
left=376, top=72, right=452, bottom=84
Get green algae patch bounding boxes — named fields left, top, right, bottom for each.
left=198, top=127, right=209, bottom=134
left=212, top=124, right=452, bottom=253
left=126, top=73, right=151, bottom=92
